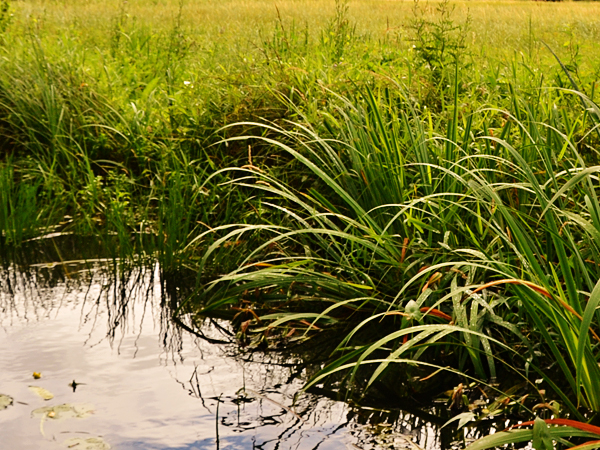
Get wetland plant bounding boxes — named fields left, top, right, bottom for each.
left=3, top=2, right=600, bottom=448
left=187, top=76, right=600, bottom=448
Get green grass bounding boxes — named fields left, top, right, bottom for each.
left=190, top=80, right=600, bottom=446
left=3, top=0, right=600, bottom=448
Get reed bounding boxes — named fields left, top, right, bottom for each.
left=187, top=67, right=600, bottom=448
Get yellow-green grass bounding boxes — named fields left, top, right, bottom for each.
left=2, top=0, right=599, bottom=251
left=5, top=2, right=600, bottom=441
left=12, top=0, right=600, bottom=60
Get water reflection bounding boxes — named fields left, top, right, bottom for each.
left=0, top=240, right=451, bottom=450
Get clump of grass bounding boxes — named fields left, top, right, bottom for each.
left=0, top=161, right=48, bottom=244
left=185, top=62, right=600, bottom=447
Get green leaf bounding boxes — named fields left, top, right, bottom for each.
left=140, top=77, right=161, bottom=102
left=575, top=278, right=600, bottom=410
left=258, top=312, right=334, bottom=329
left=568, top=441, right=600, bottom=450
left=533, top=416, right=553, bottom=450
left=466, top=426, right=600, bottom=450
left=441, top=412, right=475, bottom=430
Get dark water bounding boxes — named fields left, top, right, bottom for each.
left=0, top=249, right=445, bottom=450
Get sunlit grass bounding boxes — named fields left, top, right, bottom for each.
left=12, top=0, right=600, bottom=55
left=3, top=0, right=600, bottom=448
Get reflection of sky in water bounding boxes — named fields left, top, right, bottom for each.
left=0, top=264, right=354, bottom=450
left=0, top=262, right=441, bottom=450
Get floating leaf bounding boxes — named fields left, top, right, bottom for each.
left=0, top=394, right=13, bottom=410
left=63, top=437, right=110, bottom=450
left=32, top=403, right=94, bottom=420
left=29, top=386, right=54, bottom=400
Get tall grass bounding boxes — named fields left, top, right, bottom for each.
left=3, top=1, right=600, bottom=446
left=185, top=65, right=600, bottom=447
left=0, top=161, right=47, bottom=243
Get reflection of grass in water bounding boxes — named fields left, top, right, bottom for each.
left=0, top=250, right=188, bottom=353
left=0, top=244, right=531, bottom=448
left=0, top=258, right=450, bottom=449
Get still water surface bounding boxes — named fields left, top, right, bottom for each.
left=0, top=260, right=439, bottom=450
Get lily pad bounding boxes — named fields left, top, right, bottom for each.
left=28, top=386, right=54, bottom=401
left=63, top=437, right=110, bottom=450
left=32, top=403, right=94, bottom=420
left=0, top=394, right=13, bottom=410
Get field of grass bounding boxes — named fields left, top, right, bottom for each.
left=3, top=0, right=600, bottom=448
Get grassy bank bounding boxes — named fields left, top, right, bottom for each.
left=3, top=0, right=600, bottom=448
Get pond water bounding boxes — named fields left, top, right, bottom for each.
left=0, top=254, right=445, bottom=450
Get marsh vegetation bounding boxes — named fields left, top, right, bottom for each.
left=3, top=0, right=600, bottom=448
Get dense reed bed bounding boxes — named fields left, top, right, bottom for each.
left=3, top=0, right=600, bottom=447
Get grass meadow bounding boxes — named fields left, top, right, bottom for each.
left=3, top=0, right=600, bottom=447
